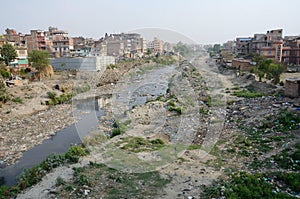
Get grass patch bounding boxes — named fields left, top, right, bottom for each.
left=12, top=97, right=23, bottom=104
left=116, top=136, right=165, bottom=153
left=201, top=172, right=299, bottom=199
left=232, top=90, right=265, bottom=98
left=188, top=144, right=204, bottom=150
left=59, top=162, right=171, bottom=198
left=46, top=85, right=90, bottom=106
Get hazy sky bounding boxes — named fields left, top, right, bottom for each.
left=1, top=0, right=299, bottom=44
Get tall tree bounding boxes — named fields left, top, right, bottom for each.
left=28, top=50, right=50, bottom=70
left=0, top=43, right=17, bottom=66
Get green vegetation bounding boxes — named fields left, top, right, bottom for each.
left=0, top=80, right=10, bottom=105
left=0, top=145, right=88, bottom=199
left=0, top=43, right=17, bottom=66
left=151, top=55, right=176, bottom=65
left=167, top=99, right=182, bottom=114
left=116, top=136, right=165, bottom=153
left=252, top=54, right=284, bottom=84
left=46, top=85, right=90, bottom=105
left=199, top=107, right=210, bottom=115
left=12, top=96, right=23, bottom=104
left=188, top=144, right=203, bottom=150
left=107, top=63, right=117, bottom=69
left=201, top=172, right=299, bottom=199
left=0, top=68, right=10, bottom=78
left=59, top=162, right=171, bottom=198
left=55, top=176, right=65, bottom=187
left=111, top=119, right=131, bottom=138
left=232, top=89, right=264, bottom=98
left=28, top=50, right=50, bottom=70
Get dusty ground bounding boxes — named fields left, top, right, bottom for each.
left=16, top=53, right=239, bottom=199
left=12, top=54, right=300, bottom=198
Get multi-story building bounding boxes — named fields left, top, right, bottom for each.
left=251, top=34, right=267, bottom=54
left=223, top=40, right=235, bottom=52
left=24, top=30, right=47, bottom=51
left=285, top=37, right=300, bottom=66
left=46, top=27, right=74, bottom=57
left=3, top=28, right=26, bottom=47
left=153, top=37, right=164, bottom=53
left=235, top=37, right=252, bottom=55
left=105, top=33, right=144, bottom=57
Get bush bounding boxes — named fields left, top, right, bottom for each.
left=65, top=145, right=88, bottom=163
left=0, top=80, right=10, bottom=103
left=0, top=69, right=10, bottom=78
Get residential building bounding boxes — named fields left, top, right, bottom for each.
left=153, top=37, right=164, bottom=53
left=9, top=47, right=29, bottom=68
left=235, top=37, right=252, bottom=55
left=223, top=40, right=235, bottom=52
left=251, top=34, right=267, bottom=54
left=47, top=27, right=74, bottom=57
left=285, top=37, right=300, bottom=66
left=24, top=30, right=47, bottom=51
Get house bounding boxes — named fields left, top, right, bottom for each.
left=232, top=58, right=254, bottom=71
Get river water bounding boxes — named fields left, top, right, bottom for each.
left=0, top=99, right=104, bottom=186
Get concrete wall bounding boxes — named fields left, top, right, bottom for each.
left=50, top=56, right=115, bottom=71
left=285, top=78, right=300, bottom=98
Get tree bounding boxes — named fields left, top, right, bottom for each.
left=268, top=63, right=284, bottom=84
left=252, top=54, right=284, bottom=84
left=174, top=41, right=190, bottom=57
left=0, top=43, right=17, bottom=66
left=28, top=50, right=50, bottom=70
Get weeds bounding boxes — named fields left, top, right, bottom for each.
left=59, top=163, right=171, bottom=198
left=232, top=90, right=265, bottom=98
left=200, top=172, right=299, bottom=199
left=12, top=96, right=23, bottom=104
left=116, top=136, right=165, bottom=153
left=0, top=145, right=87, bottom=198
left=110, top=119, right=130, bottom=138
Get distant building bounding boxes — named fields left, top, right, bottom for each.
left=24, top=30, right=47, bottom=51
left=46, top=27, right=74, bottom=57
left=235, top=37, right=252, bottom=55
left=284, top=37, right=300, bottom=66
left=105, top=33, right=144, bottom=57
left=9, top=47, right=29, bottom=68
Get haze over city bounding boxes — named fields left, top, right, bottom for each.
left=1, top=0, right=300, bottom=44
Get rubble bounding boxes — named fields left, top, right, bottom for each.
left=0, top=104, right=74, bottom=166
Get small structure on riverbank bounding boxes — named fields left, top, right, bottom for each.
left=50, top=56, right=115, bottom=71
left=285, top=78, right=300, bottom=98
